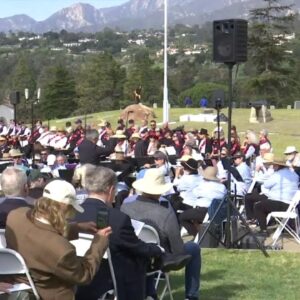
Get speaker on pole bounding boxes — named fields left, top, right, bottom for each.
left=10, top=91, right=20, bottom=105
left=213, top=19, right=248, bottom=63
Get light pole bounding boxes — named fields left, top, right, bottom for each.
left=25, top=88, right=41, bottom=163
left=163, top=0, right=169, bottom=123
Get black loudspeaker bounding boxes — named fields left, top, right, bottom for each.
left=10, top=91, right=20, bottom=105
left=213, top=19, right=248, bottom=63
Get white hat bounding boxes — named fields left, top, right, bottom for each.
left=133, top=168, right=172, bottom=195
left=47, top=154, right=56, bottom=166
left=284, top=146, right=298, bottom=154
left=43, top=180, right=84, bottom=213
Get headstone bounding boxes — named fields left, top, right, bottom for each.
left=232, top=101, right=236, bottom=108
left=294, top=101, right=300, bottom=109
left=249, top=105, right=273, bottom=123
left=153, top=103, right=157, bottom=109
left=270, top=105, right=276, bottom=110
left=287, top=105, right=292, bottom=110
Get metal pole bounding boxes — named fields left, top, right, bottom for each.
left=225, top=62, right=234, bottom=248
left=31, top=101, right=35, bottom=164
left=163, top=0, right=169, bottom=123
left=13, top=104, right=17, bottom=125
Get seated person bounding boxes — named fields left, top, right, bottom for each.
left=0, top=167, right=31, bottom=228
left=74, top=165, right=163, bottom=300
left=172, top=158, right=202, bottom=211
left=5, top=180, right=111, bottom=300
left=245, top=159, right=299, bottom=233
left=121, top=169, right=201, bottom=300
left=179, top=166, right=227, bottom=236
left=231, top=151, right=252, bottom=196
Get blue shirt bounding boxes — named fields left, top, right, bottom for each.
left=262, top=167, right=299, bottom=203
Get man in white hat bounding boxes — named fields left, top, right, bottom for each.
left=284, top=146, right=300, bottom=167
left=121, top=168, right=201, bottom=300
left=245, top=158, right=299, bottom=233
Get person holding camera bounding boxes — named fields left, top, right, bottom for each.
left=74, top=165, right=164, bottom=300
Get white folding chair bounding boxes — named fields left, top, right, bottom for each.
left=267, top=190, right=300, bottom=247
left=0, top=248, right=40, bottom=299
left=0, top=229, right=6, bottom=248
left=70, top=233, right=118, bottom=300
left=138, top=224, right=174, bottom=300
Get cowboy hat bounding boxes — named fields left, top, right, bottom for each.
left=112, top=130, right=127, bottom=139
left=132, top=168, right=172, bottom=195
left=262, top=153, right=275, bottom=164
left=284, top=146, right=298, bottom=155
left=181, top=158, right=198, bottom=172
left=270, top=159, right=287, bottom=167
left=203, top=166, right=219, bottom=182
left=98, top=120, right=107, bottom=127
left=130, top=132, right=141, bottom=140
left=9, top=149, right=23, bottom=158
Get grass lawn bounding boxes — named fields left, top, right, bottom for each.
left=52, top=107, right=300, bottom=156
left=168, top=249, right=300, bottom=300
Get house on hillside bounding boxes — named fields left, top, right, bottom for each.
left=0, top=103, right=14, bottom=124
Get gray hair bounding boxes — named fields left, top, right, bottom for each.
left=85, top=129, right=99, bottom=142
left=260, top=129, right=268, bottom=137
left=1, top=167, right=27, bottom=197
left=84, top=166, right=117, bottom=194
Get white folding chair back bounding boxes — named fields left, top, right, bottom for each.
left=267, top=190, right=300, bottom=247
left=0, top=248, right=40, bottom=299
left=0, top=229, right=6, bottom=248
left=138, top=224, right=174, bottom=300
left=70, top=233, right=118, bottom=300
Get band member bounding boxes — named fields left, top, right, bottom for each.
left=66, top=119, right=84, bottom=150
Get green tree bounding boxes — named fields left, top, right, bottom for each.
left=77, top=53, right=124, bottom=113
left=124, top=49, right=162, bottom=107
left=41, top=65, right=77, bottom=119
left=12, top=54, right=36, bottom=121
left=247, top=0, right=297, bottom=105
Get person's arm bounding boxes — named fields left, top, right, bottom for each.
left=54, top=228, right=111, bottom=285
left=0, top=282, right=13, bottom=293
left=112, top=214, right=162, bottom=258
left=262, top=173, right=277, bottom=190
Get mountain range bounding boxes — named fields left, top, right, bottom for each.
left=0, top=0, right=299, bottom=33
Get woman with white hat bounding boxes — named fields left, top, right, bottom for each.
left=5, top=179, right=111, bottom=300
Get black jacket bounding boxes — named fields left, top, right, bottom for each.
left=74, top=198, right=162, bottom=300
left=0, top=198, right=31, bottom=228
left=78, top=139, right=111, bottom=165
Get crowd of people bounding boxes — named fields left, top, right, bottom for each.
left=0, top=115, right=299, bottom=300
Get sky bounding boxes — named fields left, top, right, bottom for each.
left=0, top=0, right=129, bottom=21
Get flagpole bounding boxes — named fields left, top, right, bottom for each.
left=163, top=0, right=169, bottom=123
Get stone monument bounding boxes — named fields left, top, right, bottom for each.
left=120, top=87, right=156, bottom=122
left=249, top=103, right=273, bottom=123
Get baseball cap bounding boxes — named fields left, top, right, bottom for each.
left=43, top=180, right=84, bottom=213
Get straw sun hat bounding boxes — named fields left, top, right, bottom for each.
left=133, top=168, right=172, bottom=195
left=112, top=130, right=126, bottom=139
left=202, top=166, right=219, bottom=182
